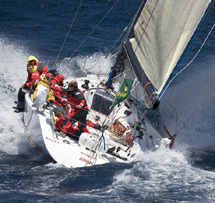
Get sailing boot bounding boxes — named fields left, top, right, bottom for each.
left=13, top=101, right=24, bottom=113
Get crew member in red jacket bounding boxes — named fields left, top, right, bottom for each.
left=27, top=55, right=48, bottom=75
left=13, top=64, right=40, bottom=113
left=50, top=74, right=65, bottom=87
left=51, top=81, right=89, bottom=136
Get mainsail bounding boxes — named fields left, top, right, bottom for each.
left=128, top=0, right=211, bottom=95
left=108, top=0, right=211, bottom=110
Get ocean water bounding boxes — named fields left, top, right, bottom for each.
left=0, top=0, right=215, bottom=202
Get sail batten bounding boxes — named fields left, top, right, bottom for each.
left=129, top=0, right=211, bottom=94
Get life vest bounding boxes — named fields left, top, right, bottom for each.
left=33, top=80, right=55, bottom=102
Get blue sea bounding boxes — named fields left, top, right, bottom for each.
left=0, top=0, right=215, bottom=202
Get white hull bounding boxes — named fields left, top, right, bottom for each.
left=22, top=76, right=164, bottom=168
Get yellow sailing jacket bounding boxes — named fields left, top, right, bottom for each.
left=33, top=80, right=55, bottom=102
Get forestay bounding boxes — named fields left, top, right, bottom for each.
left=129, top=0, right=211, bottom=94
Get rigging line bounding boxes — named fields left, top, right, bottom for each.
left=24, top=110, right=35, bottom=127
left=111, top=66, right=132, bottom=80
left=80, top=56, right=88, bottom=77
left=100, top=8, right=142, bottom=74
left=70, top=1, right=142, bottom=79
left=80, top=55, right=110, bottom=75
left=81, top=29, right=127, bottom=76
left=106, top=3, right=141, bottom=57
left=160, top=23, right=215, bottom=98
left=82, top=52, right=116, bottom=83
left=160, top=3, right=214, bottom=98
left=106, top=27, right=127, bottom=56
left=122, top=0, right=147, bottom=44
left=53, top=0, right=83, bottom=69
left=69, top=0, right=120, bottom=59
left=85, top=53, right=116, bottom=77
left=80, top=4, right=137, bottom=77
left=80, top=26, right=128, bottom=78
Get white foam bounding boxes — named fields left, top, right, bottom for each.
left=0, top=38, right=30, bottom=154
left=158, top=56, right=215, bottom=150
left=111, top=148, right=215, bottom=200
left=56, top=52, right=113, bottom=77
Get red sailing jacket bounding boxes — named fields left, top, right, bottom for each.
left=51, top=86, right=88, bottom=111
left=50, top=74, right=65, bottom=87
left=23, top=70, right=40, bottom=89
left=39, top=65, right=48, bottom=75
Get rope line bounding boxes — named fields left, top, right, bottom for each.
left=69, top=0, right=120, bottom=59
left=53, top=0, right=83, bottom=69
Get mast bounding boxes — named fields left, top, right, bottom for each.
left=107, top=0, right=159, bottom=110
left=124, top=40, right=160, bottom=110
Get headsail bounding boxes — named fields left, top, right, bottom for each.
left=128, top=0, right=211, bottom=95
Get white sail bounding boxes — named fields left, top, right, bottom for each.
left=129, top=0, right=211, bottom=94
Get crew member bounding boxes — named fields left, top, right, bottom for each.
left=50, top=73, right=65, bottom=87
left=27, top=55, right=48, bottom=75
left=50, top=81, right=89, bottom=136
left=13, top=64, right=40, bottom=113
left=33, top=73, right=55, bottom=102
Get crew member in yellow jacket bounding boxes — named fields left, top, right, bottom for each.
left=33, top=73, right=55, bottom=102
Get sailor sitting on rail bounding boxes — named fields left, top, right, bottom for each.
left=13, top=64, right=40, bottom=113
